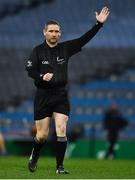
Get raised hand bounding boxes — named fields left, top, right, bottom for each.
left=95, top=7, right=110, bottom=23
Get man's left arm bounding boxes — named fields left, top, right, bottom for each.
left=66, top=7, right=110, bottom=56
left=77, top=6, right=110, bottom=47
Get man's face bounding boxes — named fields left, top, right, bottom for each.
left=43, top=24, right=61, bottom=45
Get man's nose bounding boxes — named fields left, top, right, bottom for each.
left=52, top=31, right=58, bottom=35
left=52, top=32, right=57, bottom=36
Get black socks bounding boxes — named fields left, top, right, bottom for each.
left=31, top=137, right=45, bottom=157
left=31, top=136, right=67, bottom=169
left=55, top=136, right=67, bottom=168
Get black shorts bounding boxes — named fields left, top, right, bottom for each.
left=34, top=88, right=70, bottom=120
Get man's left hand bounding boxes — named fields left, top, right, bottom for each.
left=95, top=7, right=110, bottom=23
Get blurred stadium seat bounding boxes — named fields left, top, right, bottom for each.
left=0, top=0, right=135, bottom=140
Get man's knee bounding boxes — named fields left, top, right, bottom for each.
left=56, top=124, right=67, bottom=136
left=36, top=131, right=48, bottom=143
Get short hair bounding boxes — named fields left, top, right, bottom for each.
left=44, top=20, right=61, bottom=31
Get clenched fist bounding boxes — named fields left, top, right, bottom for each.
left=43, top=73, right=53, bottom=81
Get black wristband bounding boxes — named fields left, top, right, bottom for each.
left=96, top=21, right=103, bottom=26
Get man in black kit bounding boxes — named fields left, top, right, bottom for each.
left=103, top=103, right=128, bottom=159
left=26, top=7, right=109, bottom=174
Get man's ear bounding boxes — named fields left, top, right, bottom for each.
left=43, top=29, right=46, bottom=37
left=60, top=31, right=61, bottom=36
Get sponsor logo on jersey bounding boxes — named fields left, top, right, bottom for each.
left=57, top=57, right=65, bottom=64
left=42, top=60, right=49, bottom=64
left=27, top=60, right=32, bottom=67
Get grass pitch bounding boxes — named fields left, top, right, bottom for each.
left=0, top=156, right=135, bottom=179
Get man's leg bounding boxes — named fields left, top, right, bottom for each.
left=53, top=112, right=69, bottom=174
left=106, top=134, right=117, bottom=159
left=28, top=117, right=50, bottom=172
left=0, top=133, right=7, bottom=155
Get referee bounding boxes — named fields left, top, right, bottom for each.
left=26, top=7, right=109, bottom=174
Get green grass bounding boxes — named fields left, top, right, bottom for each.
left=0, top=156, right=135, bottom=179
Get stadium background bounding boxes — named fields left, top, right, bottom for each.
left=0, top=0, right=135, bottom=159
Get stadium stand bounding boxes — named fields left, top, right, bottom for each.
left=0, top=0, right=135, bottom=140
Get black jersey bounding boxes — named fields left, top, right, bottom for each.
left=26, top=22, right=102, bottom=89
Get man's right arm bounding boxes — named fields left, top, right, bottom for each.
left=25, top=47, right=53, bottom=82
left=25, top=47, right=44, bottom=80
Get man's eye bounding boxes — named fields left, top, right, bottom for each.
left=49, top=30, right=59, bottom=33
